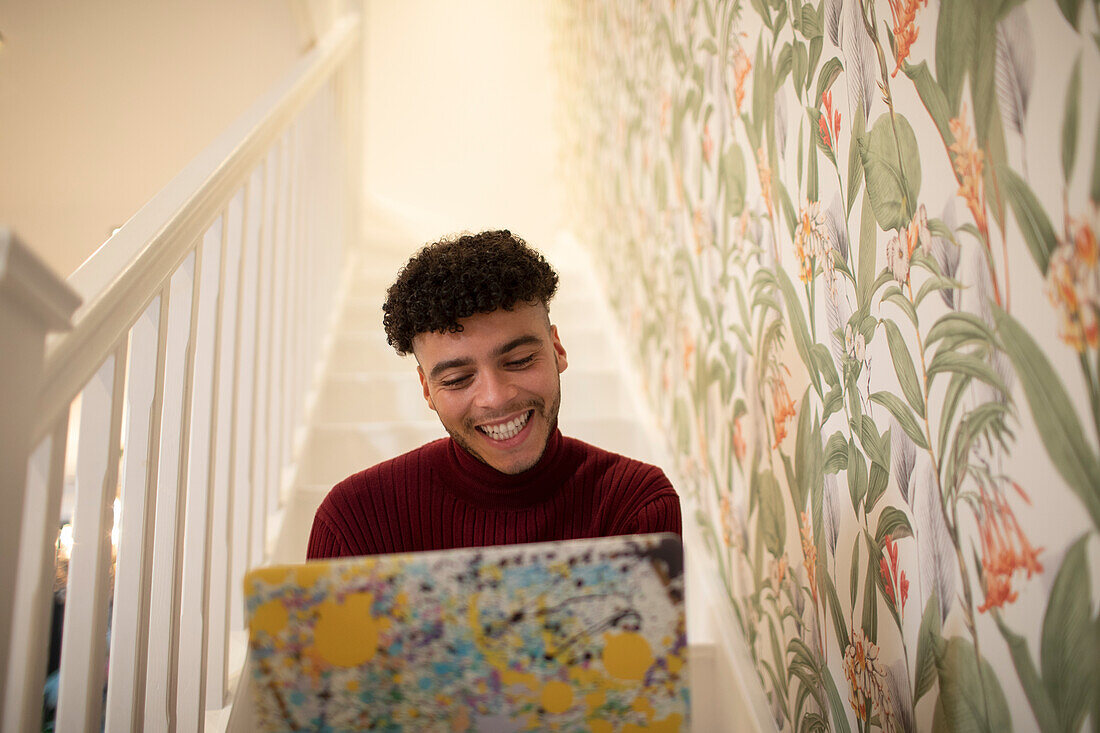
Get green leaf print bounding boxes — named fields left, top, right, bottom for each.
left=904, top=61, right=955, bottom=147
left=847, top=100, right=866, bottom=216
left=924, top=312, right=996, bottom=353
left=926, top=350, right=1006, bottom=393
left=933, top=636, right=1013, bottom=733
left=1062, top=54, right=1082, bottom=182
left=885, top=319, right=926, bottom=418
left=857, top=191, right=877, bottom=309
left=847, top=438, right=868, bottom=512
left=776, top=267, right=821, bottom=396
left=1056, top=0, right=1084, bottom=28
left=1000, top=166, right=1059, bottom=275
left=1093, top=104, right=1100, bottom=204
left=993, top=305, right=1100, bottom=530
left=1041, top=534, right=1094, bottom=733
left=862, top=537, right=879, bottom=643
left=859, top=113, right=921, bottom=231
left=870, top=391, right=929, bottom=450
left=874, top=506, right=913, bottom=544
left=936, top=0, right=975, bottom=114
left=914, top=591, right=943, bottom=703
left=824, top=430, right=848, bottom=473
left=993, top=613, right=1060, bottom=733
left=722, top=145, right=747, bottom=215
left=815, top=57, right=843, bottom=104
left=757, top=469, right=787, bottom=558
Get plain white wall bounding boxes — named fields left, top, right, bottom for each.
left=0, top=0, right=305, bottom=278
left=360, top=0, right=562, bottom=249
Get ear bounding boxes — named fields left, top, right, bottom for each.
left=416, top=365, right=437, bottom=411
left=550, top=325, right=568, bottom=374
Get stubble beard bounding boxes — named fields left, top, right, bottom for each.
left=448, top=388, right=562, bottom=475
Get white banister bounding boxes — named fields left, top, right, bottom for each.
left=0, top=231, right=80, bottom=732
left=56, top=345, right=127, bottom=732
left=176, top=217, right=228, bottom=732
left=4, top=418, right=70, bottom=733
left=34, top=17, right=360, bottom=449
left=3, top=15, right=360, bottom=731
left=206, top=184, right=253, bottom=711
left=144, top=251, right=198, bottom=731
left=104, top=293, right=167, bottom=731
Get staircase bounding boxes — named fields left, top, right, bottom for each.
left=270, top=233, right=664, bottom=565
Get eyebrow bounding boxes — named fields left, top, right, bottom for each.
left=428, top=334, right=543, bottom=381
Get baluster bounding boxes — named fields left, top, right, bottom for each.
left=4, top=417, right=70, bottom=732
left=209, top=174, right=258, bottom=708
left=55, top=343, right=127, bottom=732
left=176, top=209, right=232, bottom=730
left=104, top=292, right=168, bottom=731
left=143, top=251, right=197, bottom=731
left=0, top=231, right=80, bottom=718
left=264, top=134, right=292, bottom=558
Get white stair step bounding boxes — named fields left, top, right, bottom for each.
left=270, top=484, right=331, bottom=564
left=313, top=373, right=428, bottom=423
left=295, top=421, right=447, bottom=486
left=328, top=332, right=410, bottom=373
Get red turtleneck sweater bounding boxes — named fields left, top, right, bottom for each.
left=306, top=429, right=680, bottom=559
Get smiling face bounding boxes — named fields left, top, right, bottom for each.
left=413, top=302, right=568, bottom=474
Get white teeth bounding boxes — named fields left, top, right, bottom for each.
left=479, top=411, right=530, bottom=441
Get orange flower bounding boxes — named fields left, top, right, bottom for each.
left=772, top=555, right=789, bottom=586
left=732, top=46, right=752, bottom=113
left=682, top=328, right=696, bottom=373
left=818, top=90, right=841, bottom=149
left=799, top=511, right=818, bottom=602
left=948, top=107, right=987, bottom=236
left=879, top=534, right=910, bottom=615
left=771, top=367, right=797, bottom=448
left=795, top=201, right=829, bottom=283
left=720, top=493, right=739, bottom=548
left=888, top=0, right=927, bottom=77
left=702, top=123, right=714, bottom=165
left=732, top=418, right=747, bottom=462
left=976, top=484, right=1044, bottom=613
left=1047, top=211, right=1100, bottom=352
left=757, top=146, right=775, bottom=219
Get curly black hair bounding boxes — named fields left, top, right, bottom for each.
left=382, top=230, right=559, bottom=355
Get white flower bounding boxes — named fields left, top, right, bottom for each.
left=886, top=231, right=910, bottom=283
left=844, top=324, right=866, bottom=362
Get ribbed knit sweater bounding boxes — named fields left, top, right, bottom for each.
left=306, top=429, right=680, bottom=559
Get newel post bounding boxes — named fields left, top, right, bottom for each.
left=0, top=229, right=80, bottom=718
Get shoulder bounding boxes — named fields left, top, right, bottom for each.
left=561, top=435, right=681, bottom=536
left=563, top=435, right=676, bottom=499
left=309, top=438, right=450, bottom=559
left=315, top=438, right=448, bottom=522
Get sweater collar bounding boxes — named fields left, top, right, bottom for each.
left=445, top=427, right=572, bottom=509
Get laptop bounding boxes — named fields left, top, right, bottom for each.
left=243, top=533, right=688, bottom=732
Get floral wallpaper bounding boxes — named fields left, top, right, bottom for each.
left=554, top=0, right=1100, bottom=730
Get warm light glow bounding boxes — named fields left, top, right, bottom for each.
left=57, top=523, right=73, bottom=561
left=112, top=497, right=121, bottom=549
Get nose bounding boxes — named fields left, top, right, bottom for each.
left=473, top=368, right=518, bottom=410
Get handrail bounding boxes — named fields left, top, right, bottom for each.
left=2, top=14, right=361, bottom=732
left=34, top=16, right=358, bottom=447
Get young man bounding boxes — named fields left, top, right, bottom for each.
left=307, top=230, right=680, bottom=559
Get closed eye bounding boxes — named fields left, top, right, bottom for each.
left=439, top=374, right=472, bottom=388
left=505, top=355, right=536, bottom=368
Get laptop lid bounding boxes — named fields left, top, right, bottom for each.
left=243, top=533, right=688, bottom=732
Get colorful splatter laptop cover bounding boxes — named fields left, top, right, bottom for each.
left=243, top=533, right=688, bottom=732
